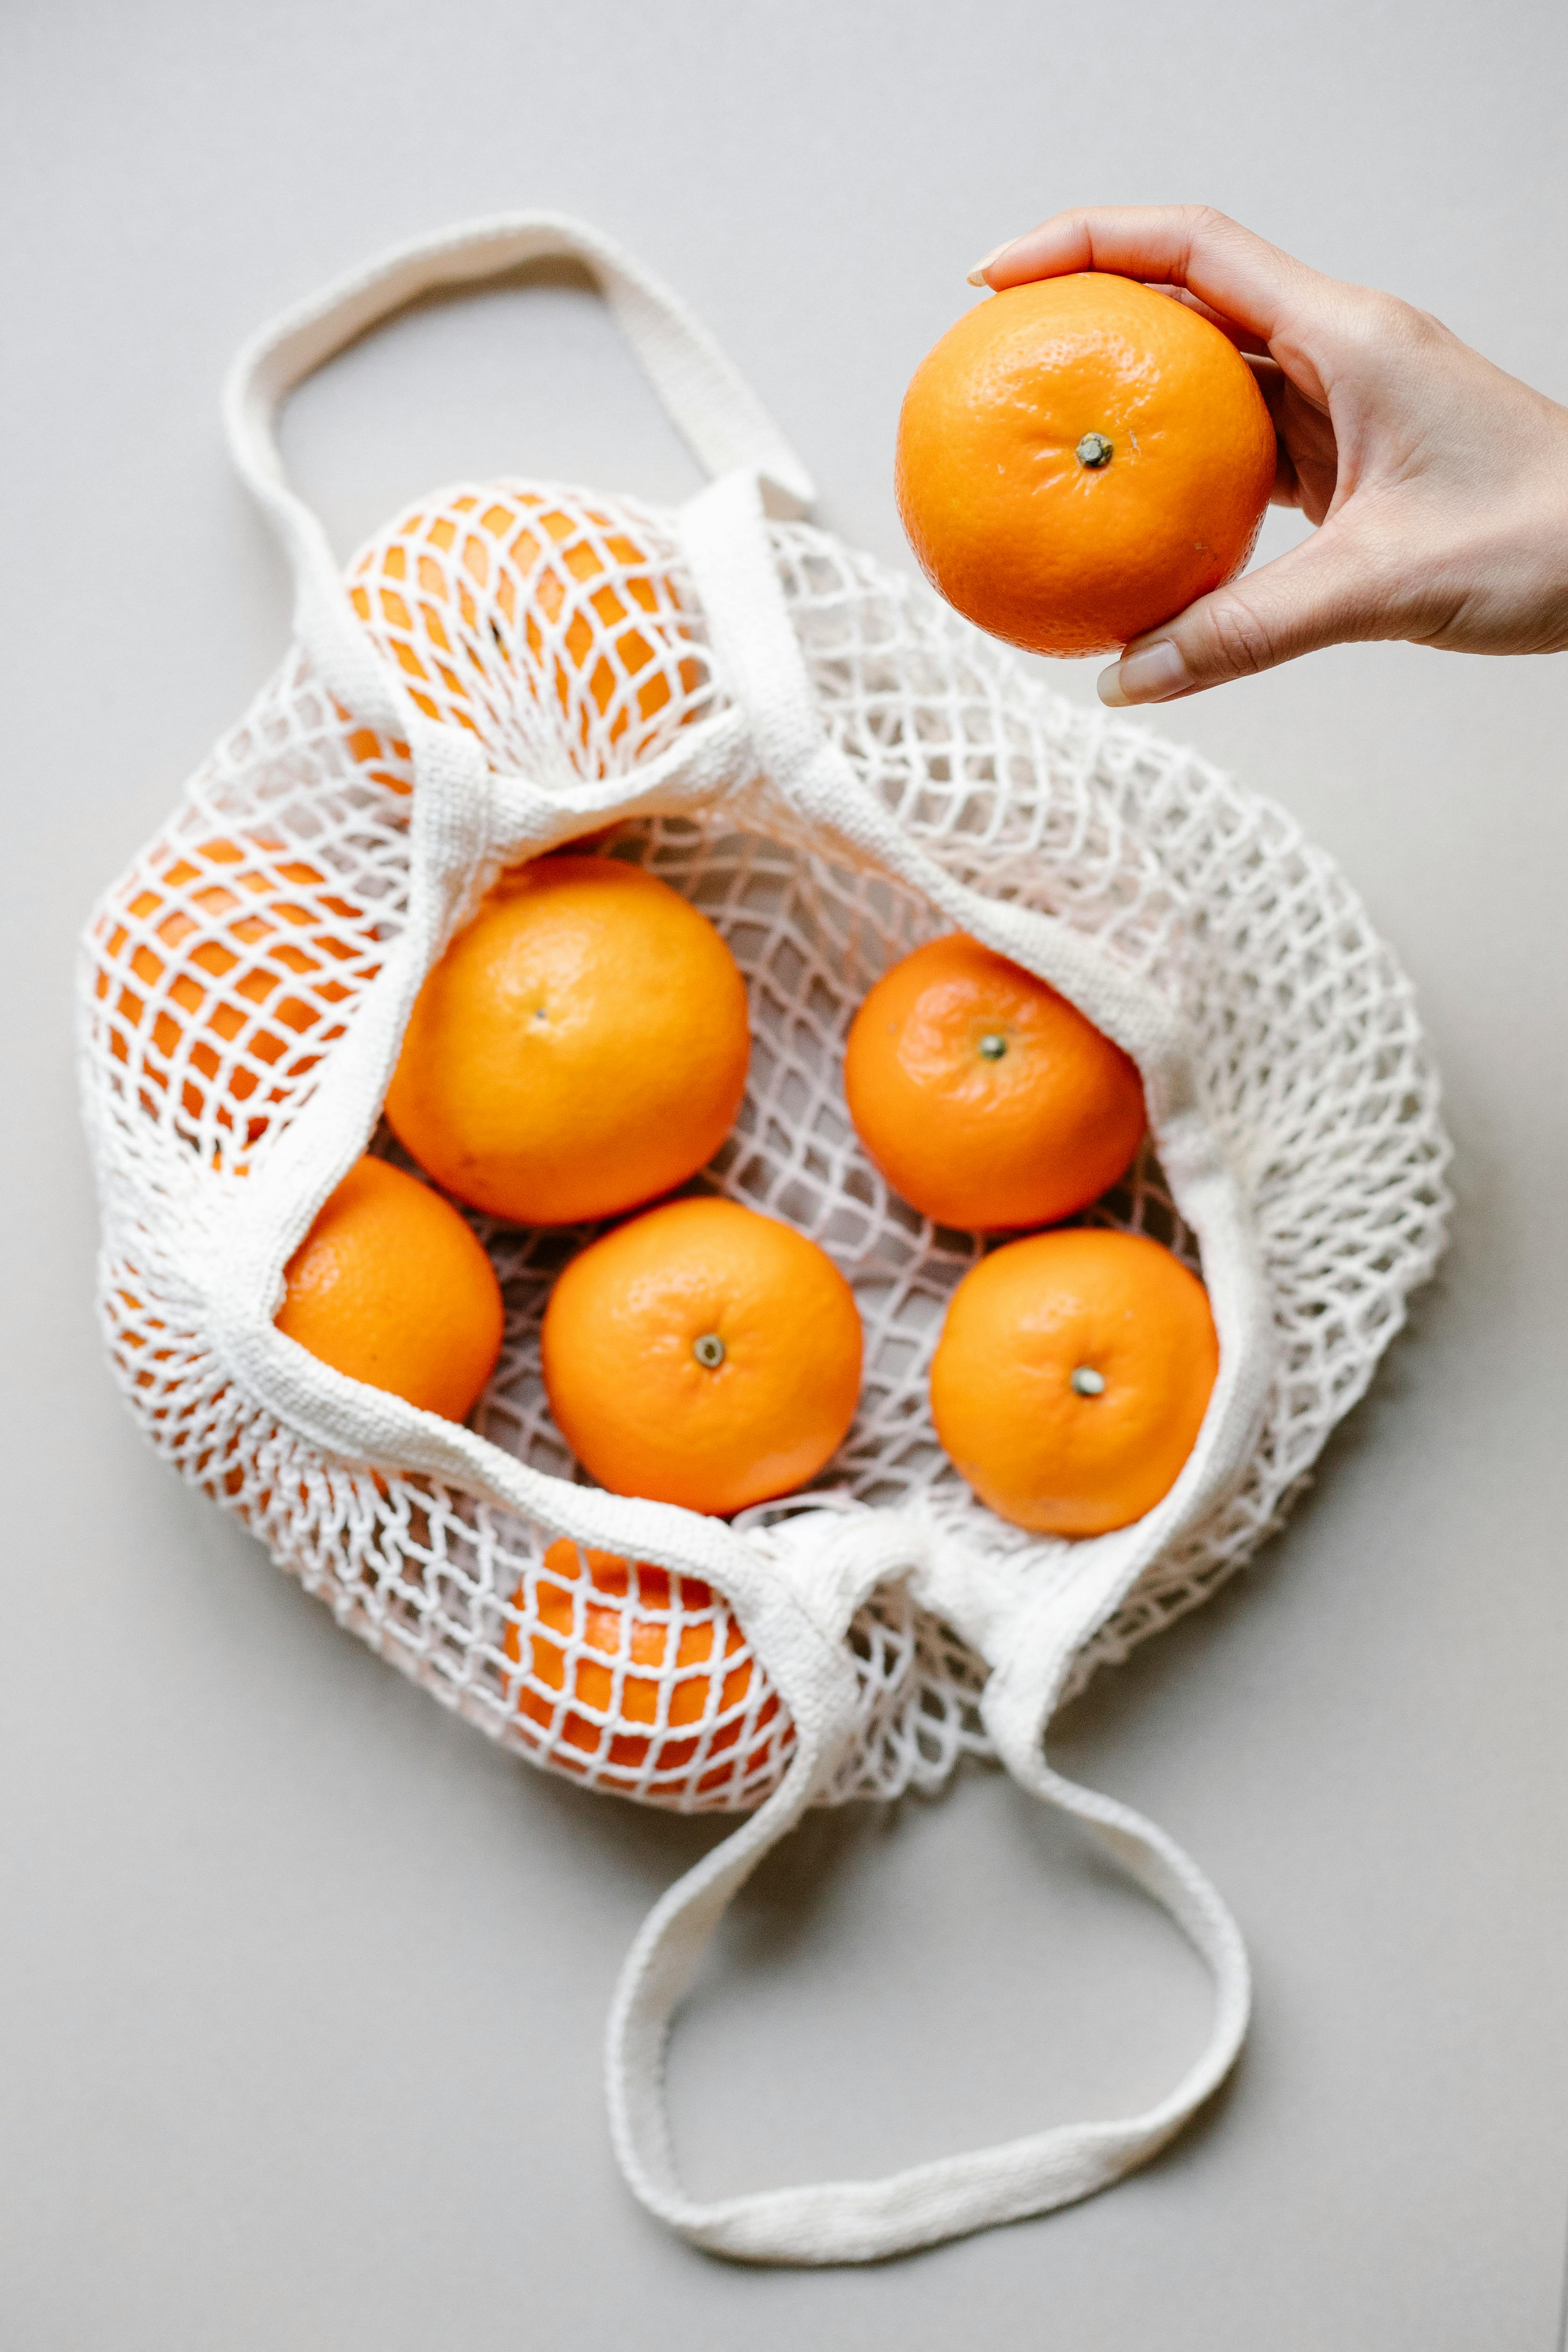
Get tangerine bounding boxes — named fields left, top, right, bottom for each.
left=929, top=1226, right=1218, bottom=1536
left=274, top=1155, right=504, bottom=1422
left=540, top=1197, right=862, bottom=1516
left=896, top=273, right=1276, bottom=656
left=502, top=1540, right=789, bottom=1793
left=345, top=486, right=705, bottom=789
left=91, top=834, right=380, bottom=1162
left=844, top=933, right=1145, bottom=1229
left=384, top=855, right=750, bottom=1226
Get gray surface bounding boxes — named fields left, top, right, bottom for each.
left=4, top=0, right=1568, bottom=2343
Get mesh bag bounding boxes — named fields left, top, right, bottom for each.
left=78, top=217, right=1450, bottom=2264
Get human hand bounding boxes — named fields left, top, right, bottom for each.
left=967, top=207, right=1568, bottom=705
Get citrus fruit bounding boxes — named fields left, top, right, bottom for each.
left=345, top=486, right=705, bottom=787
left=540, top=1197, right=863, bottom=1515
left=384, top=854, right=750, bottom=1226
left=929, top=1226, right=1218, bottom=1535
left=502, top=1540, right=790, bottom=1794
left=91, top=834, right=380, bottom=1161
left=895, top=273, right=1276, bottom=656
left=274, top=1155, right=504, bottom=1421
left=844, top=932, right=1145, bottom=1230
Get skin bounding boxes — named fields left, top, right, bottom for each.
left=967, top=206, right=1568, bottom=704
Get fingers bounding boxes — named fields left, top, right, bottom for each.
left=1154, top=285, right=1274, bottom=357
left=1246, top=361, right=1307, bottom=506
left=1096, top=523, right=1385, bottom=706
left=970, top=204, right=1312, bottom=347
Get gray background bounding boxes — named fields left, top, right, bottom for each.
left=4, top=1, right=1567, bottom=2344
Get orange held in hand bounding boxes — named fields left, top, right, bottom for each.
left=930, top=1226, right=1218, bottom=1537
left=275, top=1155, right=504, bottom=1422
left=385, top=855, right=750, bottom=1226
left=844, top=933, right=1145, bottom=1230
left=896, top=273, right=1276, bottom=657
left=503, top=1540, right=788, bottom=1793
left=541, top=1197, right=863, bottom=1517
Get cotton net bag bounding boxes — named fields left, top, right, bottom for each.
left=79, top=215, right=1450, bottom=2267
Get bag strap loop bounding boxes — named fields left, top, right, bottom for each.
left=220, top=212, right=817, bottom=732
left=604, top=1722, right=1249, bottom=2266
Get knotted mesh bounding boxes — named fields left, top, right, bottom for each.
left=81, top=479, right=1449, bottom=1812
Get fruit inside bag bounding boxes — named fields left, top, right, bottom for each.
left=79, top=215, right=1449, bottom=2265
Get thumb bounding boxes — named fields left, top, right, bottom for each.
left=1097, top=524, right=1379, bottom=706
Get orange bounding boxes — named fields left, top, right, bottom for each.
left=502, top=1540, right=789, bottom=1793
left=385, top=855, right=750, bottom=1226
left=929, top=1227, right=1218, bottom=1536
left=895, top=273, right=1276, bottom=657
left=540, top=1197, right=862, bottom=1516
left=344, top=486, right=705, bottom=787
left=844, top=933, right=1145, bottom=1230
left=274, top=1155, right=504, bottom=1421
left=91, top=834, right=380, bottom=1162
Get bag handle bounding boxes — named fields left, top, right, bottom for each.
left=599, top=476, right=1265, bottom=2264
left=220, top=211, right=817, bottom=734
left=605, top=1719, right=1249, bottom=2266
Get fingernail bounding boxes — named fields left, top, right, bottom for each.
left=966, top=242, right=1011, bottom=287
left=1097, top=639, right=1189, bottom=707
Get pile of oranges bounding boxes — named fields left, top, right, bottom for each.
left=256, top=848, right=1216, bottom=1544
left=98, top=276, right=1237, bottom=1751
left=115, top=824, right=1217, bottom=1538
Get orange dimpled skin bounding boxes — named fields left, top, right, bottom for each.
left=503, top=1540, right=787, bottom=1789
left=274, top=1155, right=504, bottom=1422
left=895, top=273, right=1276, bottom=657
left=929, top=1227, right=1218, bottom=1537
left=844, top=934, right=1145, bottom=1230
left=541, top=1197, right=863, bottom=1517
left=384, top=856, right=750, bottom=1226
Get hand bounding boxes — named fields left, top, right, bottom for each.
left=968, top=206, right=1568, bottom=705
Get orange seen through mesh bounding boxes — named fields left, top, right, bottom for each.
left=345, top=486, right=707, bottom=783
left=91, top=834, right=382, bottom=1164
left=929, top=1226, right=1219, bottom=1537
left=844, top=932, right=1146, bottom=1230
left=504, top=1540, right=788, bottom=1794
left=896, top=273, right=1276, bottom=658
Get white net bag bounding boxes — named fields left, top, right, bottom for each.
left=78, top=216, right=1449, bottom=2265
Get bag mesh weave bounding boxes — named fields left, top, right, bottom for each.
left=83, top=476, right=1450, bottom=1815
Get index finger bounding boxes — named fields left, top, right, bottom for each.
left=975, top=204, right=1312, bottom=348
